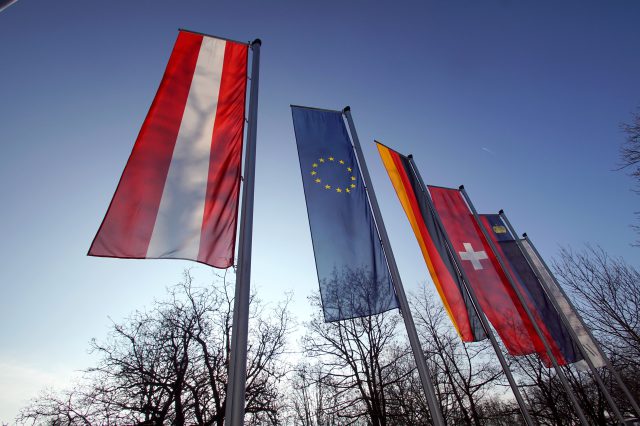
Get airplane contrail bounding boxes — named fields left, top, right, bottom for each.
left=481, top=147, right=494, bottom=155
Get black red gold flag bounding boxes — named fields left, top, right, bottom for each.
left=376, top=143, right=485, bottom=342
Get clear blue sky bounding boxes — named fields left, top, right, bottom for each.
left=1, top=0, right=639, bottom=421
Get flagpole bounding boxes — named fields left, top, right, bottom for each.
left=342, top=107, right=445, bottom=426
left=520, top=231, right=640, bottom=419
left=459, top=186, right=590, bottom=426
left=225, top=38, right=261, bottom=426
left=0, top=0, right=19, bottom=13
left=499, top=210, right=626, bottom=424
left=405, top=157, right=535, bottom=426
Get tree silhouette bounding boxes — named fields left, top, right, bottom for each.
left=301, top=270, right=411, bottom=425
left=18, top=270, right=292, bottom=426
left=619, top=108, right=640, bottom=244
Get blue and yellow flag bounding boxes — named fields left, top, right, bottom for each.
left=292, top=106, right=398, bottom=322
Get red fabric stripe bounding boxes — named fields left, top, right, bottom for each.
left=480, top=216, right=567, bottom=365
left=197, top=42, right=248, bottom=267
left=89, top=32, right=203, bottom=258
left=429, top=187, right=542, bottom=356
left=388, top=152, right=476, bottom=341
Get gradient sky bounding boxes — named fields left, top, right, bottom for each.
left=1, top=0, right=639, bottom=421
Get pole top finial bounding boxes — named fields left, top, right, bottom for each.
left=459, top=185, right=465, bottom=190
left=522, top=232, right=528, bottom=238
left=343, top=106, right=351, bottom=113
left=499, top=209, right=504, bottom=214
left=251, top=39, right=262, bottom=47
left=408, top=154, right=413, bottom=159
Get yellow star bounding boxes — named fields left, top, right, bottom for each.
left=328, top=157, right=334, bottom=161
left=311, top=170, right=317, bottom=176
left=336, top=188, right=342, bottom=193
left=350, top=183, right=356, bottom=188
left=312, top=163, right=318, bottom=168
left=339, top=160, right=345, bottom=164
left=347, top=167, right=352, bottom=172
left=319, top=158, right=325, bottom=163
left=351, top=176, right=356, bottom=181
left=315, top=178, right=321, bottom=183
left=324, top=184, right=331, bottom=190
left=345, top=188, right=350, bottom=193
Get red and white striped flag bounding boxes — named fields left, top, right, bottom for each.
left=89, top=30, right=248, bottom=268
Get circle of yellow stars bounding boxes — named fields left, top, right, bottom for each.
left=310, top=155, right=357, bottom=194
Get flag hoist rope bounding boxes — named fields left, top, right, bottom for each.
left=460, top=186, right=590, bottom=426
left=405, top=156, right=534, bottom=426
left=499, top=210, right=626, bottom=424
left=342, top=107, right=446, bottom=426
left=225, top=38, right=261, bottom=426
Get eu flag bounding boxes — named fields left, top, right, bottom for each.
left=292, top=106, right=399, bottom=321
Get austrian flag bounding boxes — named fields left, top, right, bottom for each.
left=89, top=30, right=248, bottom=268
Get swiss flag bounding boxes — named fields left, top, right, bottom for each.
left=429, top=186, right=544, bottom=356
left=89, top=30, right=248, bottom=268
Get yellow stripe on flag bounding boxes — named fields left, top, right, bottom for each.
left=376, top=143, right=462, bottom=337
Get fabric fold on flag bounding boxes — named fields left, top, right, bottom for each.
left=520, top=238, right=605, bottom=369
left=429, top=186, right=546, bottom=357
left=89, top=30, right=248, bottom=268
left=481, top=214, right=582, bottom=366
left=292, top=107, right=399, bottom=322
left=376, top=143, right=485, bottom=342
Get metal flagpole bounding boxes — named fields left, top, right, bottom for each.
left=342, top=108, right=446, bottom=426
left=499, top=210, right=626, bottom=424
left=459, top=186, right=590, bottom=426
left=520, top=231, right=640, bottom=419
left=0, top=0, right=19, bottom=13
left=225, top=39, right=261, bottom=426
left=406, top=157, right=534, bottom=426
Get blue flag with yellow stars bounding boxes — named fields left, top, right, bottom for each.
left=292, top=105, right=399, bottom=322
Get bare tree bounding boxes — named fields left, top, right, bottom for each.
left=301, top=271, right=413, bottom=426
left=287, top=362, right=342, bottom=426
left=620, top=108, right=640, bottom=186
left=510, top=355, right=574, bottom=426
left=299, top=276, right=524, bottom=425
left=410, top=287, right=508, bottom=426
left=381, top=344, right=435, bottom=426
left=552, top=246, right=640, bottom=418
left=619, top=108, right=640, bottom=243
left=553, top=246, right=640, bottom=365
left=17, top=270, right=292, bottom=426
left=510, top=352, right=622, bottom=426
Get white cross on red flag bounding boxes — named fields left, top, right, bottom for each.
left=429, top=186, right=544, bottom=357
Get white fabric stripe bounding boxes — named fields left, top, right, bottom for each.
left=146, top=37, right=226, bottom=259
left=521, top=240, right=606, bottom=369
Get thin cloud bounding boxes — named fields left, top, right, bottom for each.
left=481, top=147, right=495, bottom=156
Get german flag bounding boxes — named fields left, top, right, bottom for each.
left=376, top=142, right=485, bottom=342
